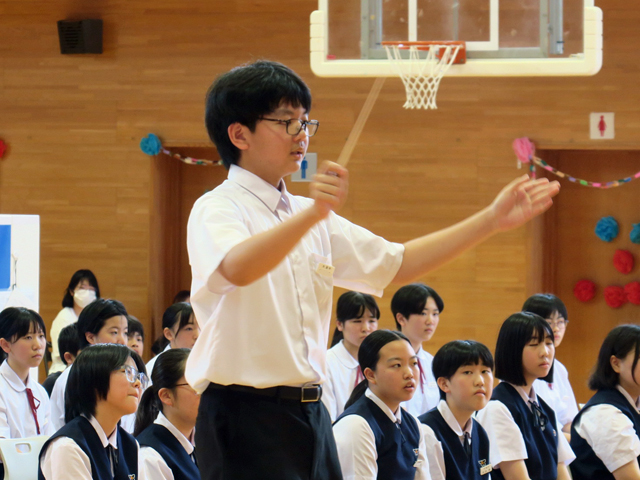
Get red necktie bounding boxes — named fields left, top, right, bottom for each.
left=25, top=388, right=41, bottom=435
left=416, top=358, right=426, bottom=394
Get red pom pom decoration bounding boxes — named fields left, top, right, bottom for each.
left=0, top=140, right=6, bottom=159
left=614, top=249, right=635, bottom=274
left=625, top=281, right=640, bottom=305
left=604, top=285, right=627, bottom=309
left=573, top=280, right=596, bottom=302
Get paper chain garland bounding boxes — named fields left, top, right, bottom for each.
left=139, top=133, right=223, bottom=166
left=512, top=137, right=640, bottom=188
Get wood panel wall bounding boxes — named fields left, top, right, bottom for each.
left=1, top=0, right=639, bottom=398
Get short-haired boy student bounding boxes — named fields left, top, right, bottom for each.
left=392, top=283, right=444, bottom=417
left=419, top=340, right=494, bottom=480
left=570, top=324, right=640, bottom=480
left=42, top=323, right=80, bottom=396
left=523, top=294, right=578, bottom=435
left=186, top=59, right=559, bottom=479
left=475, top=313, right=574, bottom=480
left=50, top=298, right=130, bottom=431
left=126, top=315, right=145, bottom=358
left=39, top=344, right=147, bottom=480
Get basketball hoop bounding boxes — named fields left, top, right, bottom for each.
left=382, top=41, right=466, bottom=110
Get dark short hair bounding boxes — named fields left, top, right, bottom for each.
left=522, top=293, right=568, bottom=321
left=330, top=291, right=380, bottom=347
left=58, top=323, right=81, bottom=366
left=77, top=299, right=128, bottom=348
left=589, top=324, right=640, bottom=391
left=391, top=283, right=444, bottom=330
left=134, top=348, right=190, bottom=436
left=61, top=269, right=100, bottom=308
left=162, top=302, right=195, bottom=333
left=433, top=340, right=494, bottom=400
left=344, top=329, right=412, bottom=409
left=494, top=312, right=554, bottom=385
left=65, top=344, right=145, bottom=423
left=204, top=60, right=312, bottom=168
left=172, top=290, right=191, bottom=304
left=0, top=307, right=46, bottom=362
left=127, top=315, right=144, bottom=341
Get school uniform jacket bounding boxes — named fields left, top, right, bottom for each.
left=570, top=388, right=640, bottom=480
left=419, top=407, right=491, bottom=480
left=38, top=416, right=138, bottom=480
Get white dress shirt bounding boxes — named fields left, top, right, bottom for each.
left=572, top=385, right=640, bottom=473
left=49, top=307, right=78, bottom=374
left=145, top=344, right=172, bottom=385
left=322, top=340, right=360, bottom=421
left=534, top=359, right=579, bottom=427
left=0, top=360, right=53, bottom=438
left=185, top=165, right=404, bottom=391
left=49, top=365, right=72, bottom=431
left=140, top=411, right=196, bottom=480
left=40, top=415, right=142, bottom=480
left=475, top=383, right=575, bottom=471
left=332, top=388, right=431, bottom=480
left=421, top=400, right=490, bottom=480
left=402, top=347, right=440, bottom=417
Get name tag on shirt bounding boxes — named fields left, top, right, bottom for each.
left=478, top=459, right=492, bottom=476
left=316, top=263, right=335, bottom=277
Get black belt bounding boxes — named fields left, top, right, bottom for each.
left=208, top=383, right=322, bottom=402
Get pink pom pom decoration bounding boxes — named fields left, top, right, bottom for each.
left=625, top=281, right=640, bottom=305
left=613, top=249, right=634, bottom=274
left=604, top=285, right=627, bottom=309
left=512, top=137, right=535, bottom=164
left=573, top=280, right=596, bottom=302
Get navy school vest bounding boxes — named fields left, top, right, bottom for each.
left=490, top=383, right=559, bottom=480
left=137, top=423, right=200, bottom=480
left=570, top=389, right=640, bottom=480
left=335, top=395, right=421, bottom=480
left=38, top=416, right=138, bottom=480
left=419, top=407, right=492, bottom=480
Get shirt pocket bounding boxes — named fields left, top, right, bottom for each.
left=310, top=252, right=334, bottom=310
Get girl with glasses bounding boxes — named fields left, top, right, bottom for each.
left=135, top=348, right=200, bottom=480
left=523, top=294, right=578, bottom=437
left=476, top=312, right=575, bottom=480
left=39, top=343, right=146, bottom=480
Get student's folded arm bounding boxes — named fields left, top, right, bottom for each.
left=557, top=462, right=573, bottom=480
left=612, top=460, right=640, bottom=480
left=496, top=460, right=532, bottom=480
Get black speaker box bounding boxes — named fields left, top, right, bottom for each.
left=57, top=19, right=103, bottom=54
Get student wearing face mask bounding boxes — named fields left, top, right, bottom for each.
left=49, top=270, right=100, bottom=375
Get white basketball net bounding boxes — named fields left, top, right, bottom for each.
left=384, top=44, right=461, bottom=110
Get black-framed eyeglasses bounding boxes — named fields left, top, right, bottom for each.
left=120, top=365, right=149, bottom=390
left=259, top=117, right=320, bottom=137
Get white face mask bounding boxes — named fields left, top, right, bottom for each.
left=73, top=289, right=96, bottom=308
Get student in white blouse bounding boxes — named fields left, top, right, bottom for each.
left=49, top=269, right=100, bottom=374
left=523, top=294, right=579, bottom=435
left=391, top=284, right=443, bottom=417
left=0, top=307, right=54, bottom=451
left=570, top=325, right=640, bottom=480
left=135, top=348, right=200, bottom=480
left=39, top=344, right=148, bottom=480
left=322, top=291, right=379, bottom=421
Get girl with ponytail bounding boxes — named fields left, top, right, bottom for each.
left=333, top=329, right=429, bottom=479
left=135, top=348, right=200, bottom=480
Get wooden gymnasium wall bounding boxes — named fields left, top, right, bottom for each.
left=0, top=0, right=638, bottom=398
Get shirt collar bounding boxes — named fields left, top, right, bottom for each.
left=334, top=340, right=359, bottom=369
left=507, top=382, right=539, bottom=411
left=437, top=399, right=473, bottom=438
left=87, top=415, right=118, bottom=450
left=228, top=164, right=289, bottom=213
left=155, top=411, right=195, bottom=454
left=365, top=388, right=403, bottom=424
left=0, top=359, right=32, bottom=392
left=616, top=385, right=640, bottom=412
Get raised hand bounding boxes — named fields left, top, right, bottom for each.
left=310, top=161, right=349, bottom=219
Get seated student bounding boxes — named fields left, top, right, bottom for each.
left=135, top=348, right=200, bottom=480
left=173, top=290, right=191, bottom=304
left=419, top=340, right=494, bottom=480
left=39, top=344, right=147, bottom=480
left=146, top=303, right=199, bottom=379
left=391, top=283, right=443, bottom=417
left=42, top=323, right=80, bottom=396
left=523, top=294, right=578, bottom=435
left=127, top=316, right=145, bottom=359
left=50, top=299, right=130, bottom=431
left=476, top=312, right=574, bottom=480
left=332, top=329, right=430, bottom=480
left=322, top=291, right=380, bottom=421
left=570, top=324, right=640, bottom=480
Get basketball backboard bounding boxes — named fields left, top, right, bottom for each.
left=310, top=0, right=602, bottom=77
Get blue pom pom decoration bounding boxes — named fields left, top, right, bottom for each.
left=631, top=223, right=640, bottom=244
left=140, top=133, right=162, bottom=156
left=595, top=216, right=619, bottom=242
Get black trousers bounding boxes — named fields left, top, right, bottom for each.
left=195, top=385, right=343, bottom=480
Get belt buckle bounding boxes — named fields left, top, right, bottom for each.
left=301, top=385, right=321, bottom=403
